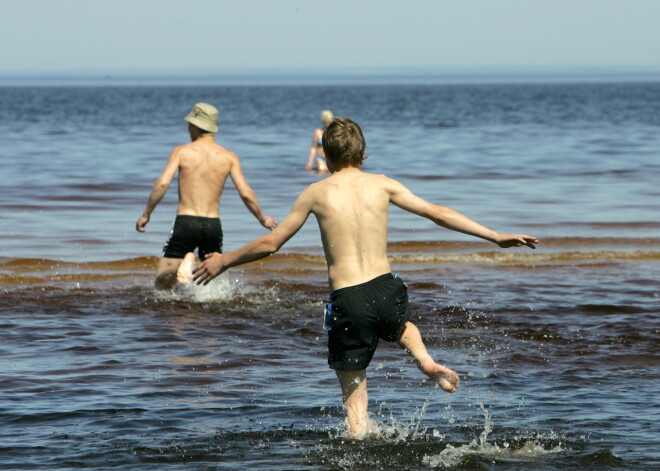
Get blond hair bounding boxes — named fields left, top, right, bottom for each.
left=320, top=110, right=334, bottom=122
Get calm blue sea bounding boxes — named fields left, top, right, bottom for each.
left=0, top=78, right=658, bottom=470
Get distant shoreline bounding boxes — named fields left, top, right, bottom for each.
left=2, top=68, right=660, bottom=87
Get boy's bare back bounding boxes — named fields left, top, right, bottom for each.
left=305, top=168, right=393, bottom=291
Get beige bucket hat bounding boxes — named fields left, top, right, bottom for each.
left=184, top=102, right=219, bottom=133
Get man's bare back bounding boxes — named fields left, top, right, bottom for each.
left=174, top=137, right=233, bottom=218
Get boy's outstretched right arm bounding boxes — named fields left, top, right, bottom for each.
left=192, top=188, right=314, bottom=285
left=386, top=178, right=539, bottom=248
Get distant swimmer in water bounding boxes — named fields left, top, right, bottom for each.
left=305, top=110, right=334, bottom=174
left=193, top=117, right=539, bottom=437
left=135, top=102, right=277, bottom=289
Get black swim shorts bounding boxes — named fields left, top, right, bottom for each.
left=162, top=215, right=223, bottom=260
left=326, top=273, right=411, bottom=371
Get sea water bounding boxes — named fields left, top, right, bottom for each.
left=1, top=79, right=658, bottom=469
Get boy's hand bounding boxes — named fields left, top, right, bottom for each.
left=193, top=252, right=226, bottom=285
left=495, top=233, right=539, bottom=249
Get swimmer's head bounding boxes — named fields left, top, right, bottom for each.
left=320, top=110, right=334, bottom=126
left=322, top=117, right=367, bottom=171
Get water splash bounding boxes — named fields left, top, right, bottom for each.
left=152, top=274, right=240, bottom=303
left=422, top=402, right=564, bottom=468
left=329, top=387, right=439, bottom=442
left=150, top=273, right=285, bottom=306
left=409, top=386, right=437, bottom=439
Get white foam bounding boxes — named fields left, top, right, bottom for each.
left=423, top=439, right=563, bottom=468
left=150, top=273, right=283, bottom=305
left=326, top=400, right=564, bottom=468
left=422, top=402, right=564, bottom=467
left=331, top=387, right=438, bottom=442
left=152, top=274, right=240, bottom=303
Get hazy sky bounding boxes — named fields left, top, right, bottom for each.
left=2, top=0, right=659, bottom=75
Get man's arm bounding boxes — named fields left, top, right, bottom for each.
left=193, top=188, right=314, bottom=285
left=387, top=178, right=538, bottom=248
left=229, top=153, right=277, bottom=230
left=135, top=148, right=181, bottom=232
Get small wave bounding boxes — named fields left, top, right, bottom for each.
left=35, top=194, right=114, bottom=203
left=1, top=247, right=658, bottom=288
left=577, top=304, right=646, bottom=314
left=0, top=272, right=146, bottom=286
left=550, top=221, right=660, bottom=229
left=65, top=182, right=144, bottom=192
left=424, top=122, right=458, bottom=129
left=423, top=439, right=564, bottom=468
left=85, top=256, right=158, bottom=270
left=389, top=237, right=660, bottom=250
left=68, top=239, right=113, bottom=246
left=251, top=141, right=281, bottom=146
left=0, top=256, right=157, bottom=287
left=389, top=250, right=660, bottom=265
left=600, top=354, right=659, bottom=367
left=423, top=403, right=565, bottom=468
left=398, top=174, right=453, bottom=181
left=2, top=408, right=148, bottom=426
left=573, top=448, right=625, bottom=467
left=264, top=246, right=660, bottom=267
left=0, top=256, right=158, bottom=271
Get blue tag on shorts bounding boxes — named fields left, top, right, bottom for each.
left=323, top=302, right=334, bottom=331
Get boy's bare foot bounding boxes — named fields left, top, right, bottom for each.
left=417, top=357, right=459, bottom=393
left=176, top=252, right=196, bottom=284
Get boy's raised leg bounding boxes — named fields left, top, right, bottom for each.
left=335, top=369, right=369, bottom=437
left=398, top=321, right=459, bottom=393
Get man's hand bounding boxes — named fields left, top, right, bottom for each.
left=261, top=216, right=278, bottom=230
left=193, top=252, right=226, bottom=285
left=136, top=215, right=150, bottom=232
left=495, top=233, right=539, bottom=249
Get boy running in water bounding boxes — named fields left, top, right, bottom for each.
left=193, top=118, right=538, bottom=436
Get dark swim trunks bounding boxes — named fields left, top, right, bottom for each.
left=162, top=215, right=223, bottom=259
left=326, top=273, right=411, bottom=371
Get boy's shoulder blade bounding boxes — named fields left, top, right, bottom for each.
left=306, top=178, right=329, bottom=192
left=362, top=172, right=391, bottom=185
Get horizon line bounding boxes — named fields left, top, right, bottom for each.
left=2, top=66, right=660, bottom=87
left=3, top=65, right=660, bottom=76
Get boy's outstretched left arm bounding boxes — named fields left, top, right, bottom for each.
left=193, top=188, right=314, bottom=285
left=387, top=177, right=539, bottom=249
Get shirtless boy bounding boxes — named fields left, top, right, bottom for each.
left=192, top=118, right=539, bottom=437
left=136, top=103, right=277, bottom=289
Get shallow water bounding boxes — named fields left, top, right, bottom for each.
left=1, top=82, right=659, bottom=469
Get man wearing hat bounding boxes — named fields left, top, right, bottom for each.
left=136, top=102, right=277, bottom=289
